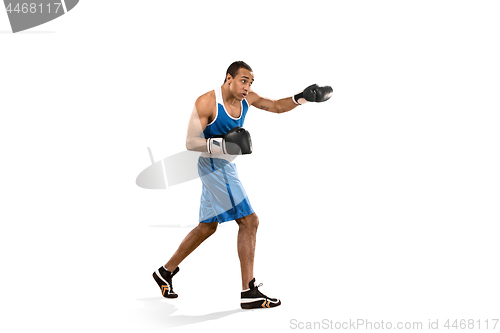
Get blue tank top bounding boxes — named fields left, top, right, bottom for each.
left=202, top=86, right=249, bottom=139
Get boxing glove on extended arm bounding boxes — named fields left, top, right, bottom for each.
left=207, top=127, right=253, bottom=155
left=293, top=84, right=333, bottom=105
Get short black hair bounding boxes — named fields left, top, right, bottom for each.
left=225, top=61, right=253, bottom=83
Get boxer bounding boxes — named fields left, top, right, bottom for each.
left=153, top=61, right=332, bottom=309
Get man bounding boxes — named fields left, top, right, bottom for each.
left=153, top=61, right=332, bottom=309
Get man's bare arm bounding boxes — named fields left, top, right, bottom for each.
left=246, top=91, right=298, bottom=114
left=247, top=84, right=333, bottom=113
left=185, top=93, right=214, bottom=152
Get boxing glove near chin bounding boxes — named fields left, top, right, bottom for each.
left=293, top=84, right=333, bottom=105
left=207, top=127, right=252, bottom=155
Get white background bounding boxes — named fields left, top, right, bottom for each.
left=1, top=1, right=499, bottom=332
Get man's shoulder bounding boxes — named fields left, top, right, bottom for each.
left=195, top=90, right=216, bottom=117
left=197, top=90, right=216, bottom=105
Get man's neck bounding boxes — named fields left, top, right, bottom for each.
left=221, top=83, right=239, bottom=106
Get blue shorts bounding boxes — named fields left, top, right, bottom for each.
left=198, top=157, right=254, bottom=223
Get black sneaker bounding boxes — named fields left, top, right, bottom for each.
left=240, top=278, right=281, bottom=309
left=152, top=266, right=179, bottom=298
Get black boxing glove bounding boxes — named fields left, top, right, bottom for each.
left=207, top=127, right=252, bottom=155
left=293, top=84, right=333, bottom=105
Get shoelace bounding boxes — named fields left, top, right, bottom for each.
left=256, top=284, right=270, bottom=299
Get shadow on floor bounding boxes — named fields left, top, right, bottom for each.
left=136, top=297, right=243, bottom=329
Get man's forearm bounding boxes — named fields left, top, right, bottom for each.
left=186, top=136, right=208, bottom=152
left=275, top=97, right=299, bottom=114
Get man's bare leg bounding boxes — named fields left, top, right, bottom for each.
left=236, top=213, right=259, bottom=290
left=164, top=222, right=218, bottom=271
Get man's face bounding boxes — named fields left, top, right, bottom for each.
left=227, top=68, right=254, bottom=101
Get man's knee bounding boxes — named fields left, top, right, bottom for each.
left=198, top=222, right=218, bottom=236
left=237, top=213, right=259, bottom=230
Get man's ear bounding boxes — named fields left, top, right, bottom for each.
left=226, top=73, right=233, bottom=84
